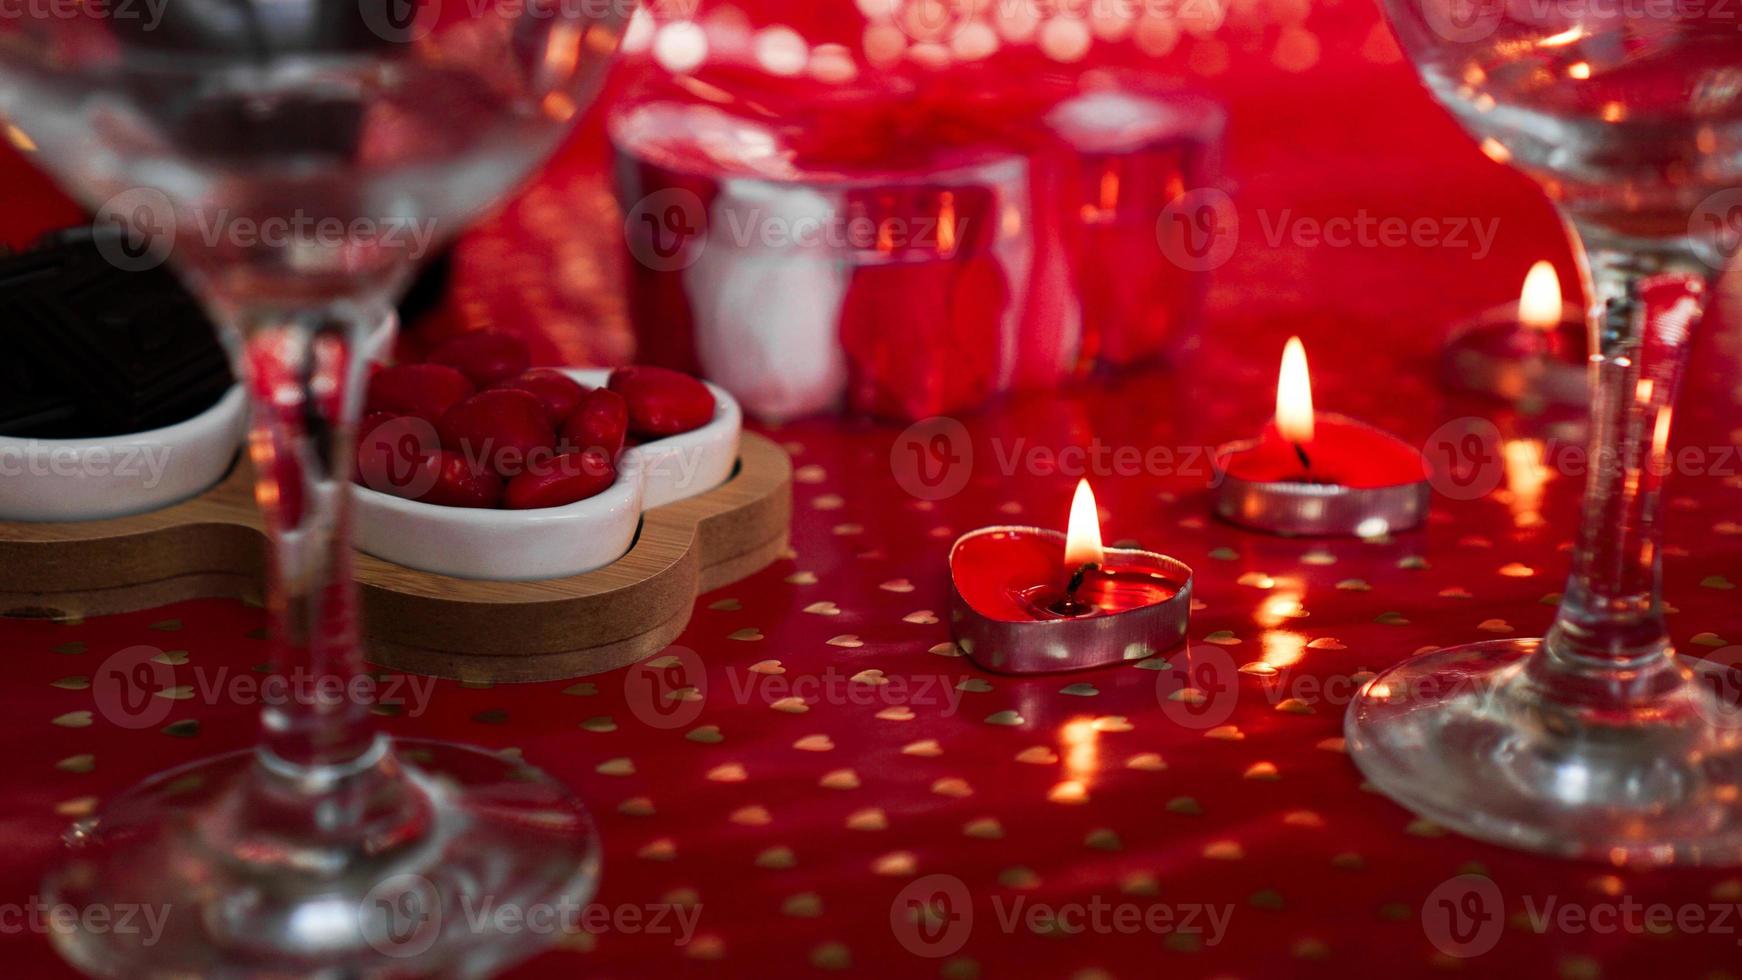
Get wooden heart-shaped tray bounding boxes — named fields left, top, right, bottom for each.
left=0, top=433, right=792, bottom=682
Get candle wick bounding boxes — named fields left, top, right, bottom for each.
left=1292, top=442, right=1312, bottom=472
left=1049, top=562, right=1100, bottom=617
left=1066, top=562, right=1099, bottom=599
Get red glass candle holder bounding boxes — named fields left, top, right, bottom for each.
left=1042, top=85, right=1224, bottom=371
left=948, top=526, right=1192, bottom=674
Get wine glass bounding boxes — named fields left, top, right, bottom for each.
left=0, top=1, right=628, bottom=974
left=1348, top=3, right=1742, bottom=862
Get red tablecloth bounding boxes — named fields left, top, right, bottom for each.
left=6, top=9, right=1742, bottom=979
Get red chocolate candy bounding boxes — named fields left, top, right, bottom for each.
left=437, top=388, right=554, bottom=478
left=428, top=330, right=532, bottom=387
left=560, top=387, right=629, bottom=459
left=419, top=449, right=504, bottom=508
left=504, top=450, right=616, bottom=509
left=494, top=368, right=588, bottom=426
left=608, top=365, right=715, bottom=437
left=365, top=363, right=475, bottom=423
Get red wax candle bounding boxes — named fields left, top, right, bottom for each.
left=953, top=529, right=1184, bottom=623
left=948, top=481, right=1193, bottom=674
left=1212, top=337, right=1431, bottom=536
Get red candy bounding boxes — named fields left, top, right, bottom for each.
left=365, top=363, right=475, bottom=423
left=418, top=450, right=504, bottom=508
left=608, top=365, right=715, bottom=437
left=560, top=387, right=629, bottom=459
left=494, top=368, right=588, bottom=426
left=437, top=389, right=554, bottom=478
left=504, top=450, right=616, bottom=509
left=428, top=330, right=532, bottom=387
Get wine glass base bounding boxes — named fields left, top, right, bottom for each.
left=42, top=738, right=600, bottom=978
left=1346, top=639, right=1742, bottom=866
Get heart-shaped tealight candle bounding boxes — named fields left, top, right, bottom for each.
left=948, top=480, right=1192, bottom=674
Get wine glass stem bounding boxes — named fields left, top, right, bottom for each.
left=1545, top=231, right=1712, bottom=674
left=236, top=301, right=384, bottom=773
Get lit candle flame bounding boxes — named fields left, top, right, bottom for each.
left=1519, top=261, right=1563, bottom=332
left=1275, top=336, right=1315, bottom=445
left=1064, top=478, right=1105, bottom=568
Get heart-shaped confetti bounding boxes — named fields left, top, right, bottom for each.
left=1203, top=840, right=1245, bottom=860
left=595, top=757, right=634, bottom=776
left=51, top=711, right=92, bottom=728
left=930, top=777, right=972, bottom=798
left=707, top=598, right=743, bottom=611
left=770, top=697, right=809, bottom=714
left=730, top=805, right=771, bottom=826
left=786, top=571, right=819, bottom=585
left=637, top=839, right=677, bottom=861
left=618, top=797, right=655, bottom=816
left=1059, top=683, right=1098, bottom=697
left=983, top=710, right=1024, bottom=726
left=902, top=610, right=940, bottom=625
left=956, top=678, right=993, bottom=693
left=1244, top=761, right=1281, bottom=780
left=849, top=669, right=887, bottom=685
left=879, top=579, right=916, bottom=593
left=793, top=734, right=835, bottom=752
left=1125, top=753, right=1167, bottom=771
left=706, top=763, right=748, bottom=782
left=748, top=659, right=785, bottom=674
left=755, top=846, right=797, bottom=869
left=827, top=635, right=865, bottom=649
left=686, top=725, right=724, bottom=744
left=580, top=716, right=617, bottom=733
left=1084, top=828, right=1122, bottom=851
left=845, top=808, right=887, bottom=831
left=803, top=601, right=840, bottom=616
left=1015, top=746, right=1058, bottom=765
left=1167, top=796, right=1204, bottom=815
left=902, top=739, right=942, bottom=757
left=819, top=769, right=860, bottom=790
left=728, top=628, right=765, bottom=642
left=872, top=852, right=917, bottom=875
left=875, top=706, right=915, bottom=721
left=782, top=893, right=824, bottom=917
left=963, top=817, right=1004, bottom=839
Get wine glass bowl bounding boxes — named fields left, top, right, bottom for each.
left=0, top=1, right=630, bottom=975
left=1388, top=3, right=1742, bottom=247
left=1349, top=0, right=1742, bottom=864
